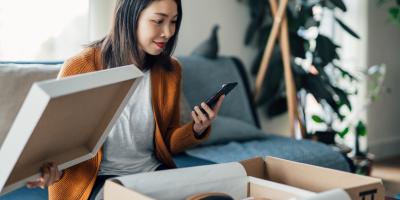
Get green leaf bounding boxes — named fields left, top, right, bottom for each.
left=389, top=7, right=400, bottom=21
left=338, top=127, right=349, bottom=138
left=333, top=65, right=358, bottom=80
left=315, top=35, right=339, bottom=67
left=312, top=115, right=325, bottom=123
left=356, top=121, right=367, bottom=136
left=335, top=17, right=360, bottom=39
left=290, top=32, right=307, bottom=59
left=302, top=75, right=344, bottom=120
left=328, top=0, right=347, bottom=12
left=332, top=86, right=352, bottom=111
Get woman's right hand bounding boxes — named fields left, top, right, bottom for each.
left=27, top=162, right=63, bottom=189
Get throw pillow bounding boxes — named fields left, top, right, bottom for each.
left=191, top=24, right=220, bottom=59
left=0, top=63, right=60, bottom=147
left=201, top=116, right=268, bottom=146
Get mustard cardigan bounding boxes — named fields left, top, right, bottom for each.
left=48, top=48, right=210, bottom=200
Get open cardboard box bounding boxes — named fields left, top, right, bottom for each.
left=0, top=65, right=143, bottom=195
left=105, top=156, right=385, bottom=200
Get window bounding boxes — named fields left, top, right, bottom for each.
left=0, top=0, right=89, bottom=61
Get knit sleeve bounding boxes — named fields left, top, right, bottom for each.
left=57, top=48, right=98, bottom=78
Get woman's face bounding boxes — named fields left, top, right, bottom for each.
left=137, top=0, right=178, bottom=56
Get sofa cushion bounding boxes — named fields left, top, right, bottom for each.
left=178, top=56, right=258, bottom=127
left=186, top=136, right=350, bottom=172
left=0, top=63, right=60, bottom=147
left=201, top=116, right=267, bottom=146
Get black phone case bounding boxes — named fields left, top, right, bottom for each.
left=198, top=82, right=238, bottom=115
left=205, top=82, right=238, bottom=108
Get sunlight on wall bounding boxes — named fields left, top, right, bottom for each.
left=0, top=0, right=89, bottom=60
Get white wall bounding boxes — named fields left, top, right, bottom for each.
left=174, top=0, right=256, bottom=69
left=366, top=1, right=400, bottom=159
left=89, top=0, right=116, bottom=41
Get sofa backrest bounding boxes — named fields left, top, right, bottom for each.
left=0, top=57, right=261, bottom=147
left=0, top=62, right=61, bottom=147
left=177, top=56, right=260, bottom=128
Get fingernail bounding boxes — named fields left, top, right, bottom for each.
left=201, top=103, right=205, bottom=106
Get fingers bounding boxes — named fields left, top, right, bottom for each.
left=49, top=163, right=57, bottom=185
left=27, top=178, right=44, bottom=189
left=191, top=96, right=226, bottom=134
left=191, top=111, right=201, bottom=124
left=200, top=103, right=216, bottom=120
left=194, top=106, right=208, bottom=123
left=213, top=95, right=225, bottom=114
left=41, top=163, right=51, bottom=188
left=55, top=165, right=63, bottom=181
left=27, top=162, right=61, bottom=189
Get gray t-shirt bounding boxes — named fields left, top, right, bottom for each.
left=98, top=69, right=160, bottom=176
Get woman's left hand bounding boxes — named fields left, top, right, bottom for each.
left=191, top=95, right=225, bottom=135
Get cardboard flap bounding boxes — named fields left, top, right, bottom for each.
left=248, top=176, right=316, bottom=199
left=239, top=157, right=266, bottom=179
left=264, top=157, right=383, bottom=192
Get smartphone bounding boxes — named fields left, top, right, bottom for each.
left=200, top=82, right=238, bottom=113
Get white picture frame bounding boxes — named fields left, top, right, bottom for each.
left=0, top=65, right=143, bottom=195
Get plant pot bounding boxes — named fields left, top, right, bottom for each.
left=351, top=153, right=375, bottom=175
left=311, top=131, right=336, bottom=145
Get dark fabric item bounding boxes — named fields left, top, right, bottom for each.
left=155, top=163, right=169, bottom=171
left=88, top=175, right=116, bottom=200
left=173, top=153, right=215, bottom=168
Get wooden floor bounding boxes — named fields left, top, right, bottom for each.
left=371, top=156, right=400, bottom=198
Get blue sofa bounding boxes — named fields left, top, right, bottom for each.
left=0, top=56, right=349, bottom=199
left=173, top=56, right=349, bottom=171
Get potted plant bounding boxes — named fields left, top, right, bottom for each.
left=310, top=64, right=387, bottom=174
left=238, top=0, right=360, bottom=141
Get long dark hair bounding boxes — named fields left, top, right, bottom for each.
left=89, top=0, right=182, bottom=71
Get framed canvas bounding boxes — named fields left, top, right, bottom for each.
left=0, top=65, right=143, bottom=195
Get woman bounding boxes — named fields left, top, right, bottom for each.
left=27, top=0, right=224, bottom=199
